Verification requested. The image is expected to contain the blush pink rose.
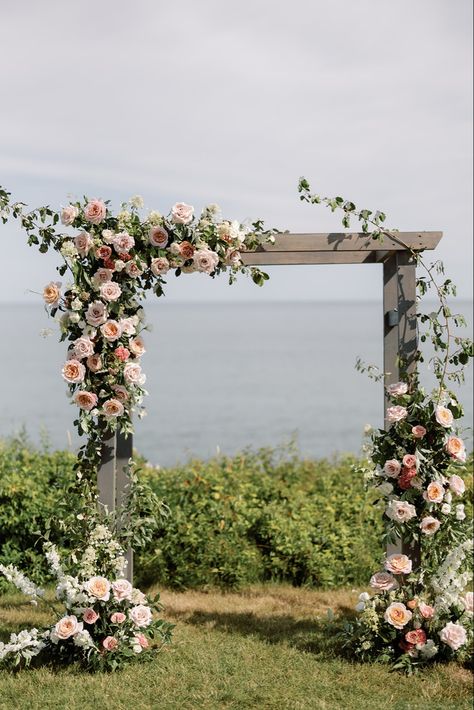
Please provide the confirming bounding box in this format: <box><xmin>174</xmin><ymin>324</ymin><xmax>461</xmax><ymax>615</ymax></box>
<box><xmin>86</xmin><ymin>300</ymin><xmax>108</xmax><ymax>326</ymax></box>
<box><xmin>124</xmin><ymin>362</ymin><xmax>146</xmax><ymax>385</ymax></box>
<box><xmin>151</xmin><ymin>256</ymin><xmax>170</xmax><ymax>275</ymax></box>
<box><xmin>100</xmin><ymin>320</ymin><xmax>122</xmax><ymax>341</ymax></box>
<box><xmin>135</xmin><ymin>633</ymin><xmax>149</xmax><ymax>649</ymax></box>
<box><xmin>112</xmin><ymin>385</ymin><xmax>129</xmax><ymax>401</ymax></box>
<box><xmin>113</xmin><ymin>232</ymin><xmax>135</xmax><ymax>253</ymax></box>
<box><xmin>129</xmin><ymin>605</ymin><xmax>152</xmax><ymax>627</ymax></box>
<box><xmin>385</xmin><ymin>553</ymin><xmax>412</xmax><ymax>575</ymax></box>
<box><xmin>402</xmin><ymin>454</ymin><xmax>417</xmax><ymax>469</ymax></box>
<box><xmin>448</xmin><ymin>474</ymin><xmax>465</xmax><ymax>496</ymax></box>
<box><xmin>420</xmin><ymin>516</ymin><xmax>441</xmax><ymax>535</ymax></box>
<box><xmin>99</xmin><ymin>281</ymin><xmax>122</xmax><ymax>302</ymax></box>
<box><xmin>110</xmin><ymin>612</ymin><xmax>126</xmax><ymax>624</ymax></box>
<box><xmin>171</xmin><ymin>202</ymin><xmax>194</xmax><ymax>224</ymax></box>
<box><xmin>435</xmin><ymin>405</ymin><xmax>454</xmax><ymax>428</ymax></box>
<box><xmin>62</xmin><ymin>359</ymin><xmax>86</xmax><ymax>384</ymax></box>
<box><xmin>55</xmin><ymin>615</ymin><xmax>82</xmax><ymax>640</ymax></box>
<box><xmin>83</xmin><ymin>608</ymin><xmax>99</xmax><ymax>624</ymax></box>
<box><xmin>387</xmin><ymin>382</ymin><xmax>408</xmax><ymax>396</ymax></box>
<box><xmin>61</xmin><ymin>204</ymin><xmax>79</xmax><ymax>226</ymax></box>
<box><xmin>439</xmin><ymin>622</ymin><xmax>467</xmax><ymax>650</ymax></box>
<box><xmin>383</xmin><ymin>459</ymin><xmax>401</xmax><ymax>478</ymax></box>
<box><xmin>149</xmin><ymin>226</ymin><xmax>169</xmax><ymax>248</ymax></box>
<box><xmin>193</xmin><ymin>248</ymin><xmax>219</xmax><ymax>274</ymax></box>
<box><xmin>385</xmin><ymin>500</ymin><xmax>417</xmax><ymax>523</ymax></box>
<box><xmin>369</xmin><ymin>571</ymin><xmax>399</xmax><ymax>592</ymax></box>
<box><xmin>74</xmin><ymin>391</ymin><xmax>98</xmax><ymax>411</ymax></box>
<box><xmin>129</xmin><ymin>336</ymin><xmax>146</xmax><ymax>357</ymax></box>
<box><xmin>179</xmin><ymin>241</ymin><xmax>195</xmax><ymax>259</ymax></box>
<box><xmin>412</xmin><ymin>425</ymin><xmax>427</xmax><ymax>439</ymax></box>
<box><xmin>85</xmin><ymin>576</ymin><xmax>110</xmax><ymax>600</ymax></box>
<box><xmin>84</xmin><ymin>199</ymin><xmax>107</xmax><ymax>224</ymax></box>
<box><xmin>92</xmin><ymin>267</ymin><xmax>114</xmax><ymax>286</ymax></box>
<box><xmin>112</xmin><ymin>578</ymin><xmax>133</xmax><ymax>601</ymax></box>
<box><xmin>87</xmin><ymin>354</ymin><xmax>103</xmax><ymax>372</ymax></box>
<box><xmin>419</xmin><ymin>602</ymin><xmax>435</xmax><ymax>619</ymax></box>
<box><xmin>125</xmin><ymin>261</ymin><xmax>144</xmax><ymax>278</ymax></box>
<box><xmin>74</xmin><ymin>232</ymin><xmax>93</xmax><ymax>257</ymax></box>
<box><xmin>445</xmin><ymin>437</ymin><xmax>466</xmax><ymax>463</ymax></box>
<box><xmin>73</xmin><ymin>336</ymin><xmax>95</xmax><ymax>360</ymax></box>
<box><xmin>386</xmin><ymin>406</ymin><xmax>408</xmax><ymax>423</ymax></box>
<box><xmin>102</xmin><ymin>636</ymin><xmax>119</xmax><ymax>651</ymax></box>
<box><xmin>102</xmin><ymin>399</ymin><xmax>124</xmax><ymax>418</ymax></box>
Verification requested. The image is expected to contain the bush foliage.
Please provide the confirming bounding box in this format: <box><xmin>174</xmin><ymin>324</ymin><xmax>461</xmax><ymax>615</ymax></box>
<box><xmin>0</xmin><ymin>436</ymin><xmax>393</xmax><ymax>590</ymax></box>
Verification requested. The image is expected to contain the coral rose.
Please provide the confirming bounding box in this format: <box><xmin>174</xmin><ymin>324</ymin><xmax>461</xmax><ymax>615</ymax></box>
<box><xmin>435</xmin><ymin>405</ymin><xmax>453</xmax><ymax>428</ymax></box>
<box><xmin>96</xmin><ymin>245</ymin><xmax>112</xmax><ymax>260</ymax></box>
<box><xmin>43</xmin><ymin>281</ymin><xmax>61</xmax><ymax>306</ymax></box>
<box><xmin>74</xmin><ymin>391</ymin><xmax>98</xmax><ymax>411</ymax></box>
<box><xmin>62</xmin><ymin>359</ymin><xmax>86</xmax><ymax>383</ymax></box>
<box><xmin>406</xmin><ymin>629</ymin><xmax>427</xmax><ymax>645</ymax></box>
<box><xmin>384</xmin><ymin>602</ymin><xmax>412</xmax><ymax>629</ymax></box>
<box><xmin>385</xmin><ymin>553</ymin><xmax>412</xmax><ymax>575</ymax></box>
<box><xmin>114</xmin><ymin>346</ymin><xmax>130</xmax><ymax>362</ymax></box>
<box><xmin>84</xmin><ymin>198</ymin><xmax>106</xmax><ymax>224</ymax></box>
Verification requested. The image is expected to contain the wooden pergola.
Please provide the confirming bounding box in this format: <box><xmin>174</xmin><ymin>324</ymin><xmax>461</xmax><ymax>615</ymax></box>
<box><xmin>98</xmin><ymin>230</ymin><xmax>442</xmax><ymax>581</ymax></box>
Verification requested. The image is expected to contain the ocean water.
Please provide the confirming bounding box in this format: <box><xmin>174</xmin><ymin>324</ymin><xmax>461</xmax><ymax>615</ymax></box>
<box><xmin>0</xmin><ymin>301</ymin><xmax>472</xmax><ymax>466</ymax></box>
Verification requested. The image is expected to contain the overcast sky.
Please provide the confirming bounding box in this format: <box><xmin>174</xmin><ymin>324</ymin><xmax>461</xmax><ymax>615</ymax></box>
<box><xmin>1</xmin><ymin>0</ymin><xmax>472</xmax><ymax>303</ymax></box>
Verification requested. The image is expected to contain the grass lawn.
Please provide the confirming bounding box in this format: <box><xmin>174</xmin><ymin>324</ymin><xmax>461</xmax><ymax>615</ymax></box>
<box><xmin>0</xmin><ymin>585</ymin><xmax>472</xmax><ymax>710</ymax></box>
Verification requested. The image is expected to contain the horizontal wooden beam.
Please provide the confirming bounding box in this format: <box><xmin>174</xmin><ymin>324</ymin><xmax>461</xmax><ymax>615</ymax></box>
<box><xmin>245</xmin><ymin>232</ymin><xmax>442</xmax><ymax>254</ymax></box>
<box><xmin>241</xmin><ymin>251</ymin><xmax>391</xmax><ymax>266</ymax></box>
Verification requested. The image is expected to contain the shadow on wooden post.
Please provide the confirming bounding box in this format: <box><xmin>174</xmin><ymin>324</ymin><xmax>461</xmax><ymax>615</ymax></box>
<box><xmin>383</xmin><ymin>250</ymin><xmax>421</xmax><ymax>570</ymax></box>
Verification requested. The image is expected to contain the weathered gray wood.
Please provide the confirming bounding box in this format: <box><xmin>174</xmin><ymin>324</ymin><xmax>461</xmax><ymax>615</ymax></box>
<box><xmin>245</xmin><ymin>231</ymin><xmax>442</xmax><ymax>254</ymax></box>
<box><xmin>242</xmin><ymin>251</ymin><xmax>382</xmax><ymax>265</ymax></box>
<box><xmin>116</xmin><ymin>431</ymin><xmax>134</xmax><ymax>582</ymax></box>
<box><xmin>98</xmin><ymin>431</ymin><xmax>116</xmax><ymax>512</ymax></box>
<box><xmin>384</xmin><ymin>251</ymin><xmax>420</xmax><ymax>568</ymax></box>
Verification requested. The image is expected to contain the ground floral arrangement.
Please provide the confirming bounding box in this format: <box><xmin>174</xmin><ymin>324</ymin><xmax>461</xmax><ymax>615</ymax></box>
<box><xmin>0</xmin><ymin>181</ymin><xmax>473</xmax><ymax>673</ymax></box>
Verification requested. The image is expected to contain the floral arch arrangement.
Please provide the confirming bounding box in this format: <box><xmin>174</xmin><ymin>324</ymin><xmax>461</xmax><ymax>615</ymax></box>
<box><xmin>0</xmin><ymin>182</ymin><xmax>472</xmax><ymax>673</ymax></box>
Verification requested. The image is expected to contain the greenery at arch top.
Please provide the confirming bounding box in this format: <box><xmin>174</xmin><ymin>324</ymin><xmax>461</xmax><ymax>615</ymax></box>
<box><xmin>0</xmin><ymin>180</ymin><xmax>473</xmax><ymax>672</ymax></box>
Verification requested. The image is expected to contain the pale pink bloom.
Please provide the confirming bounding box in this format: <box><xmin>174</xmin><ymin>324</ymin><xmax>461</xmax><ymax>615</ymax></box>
<box><xmin>171</xmin><ymin>202</ymin><xmax>194</xmax><ymax>224</ymax></box>
<box><xmin>84</xmin><ymin>199</ymin><xmax>106</xmax><ymax>224</ymax></box>
<box><xmin>386</xmin><ymin>500</ymin><xmax>417</xmax><ymax>523</ymax></box>
<box><xmin>113</xmin><ymin>231</ymin><xmax>135</xmax><ymax>253</ymax></box>
<box><xmin>439</xmin><ymin>622</ymin><xmax>467</xmax><ymax>650</ymax></box>
<box><xmin>129</xmin><ymin>604</ymin><xmax>152</xmax><ymax>627</ymax></box>
<box><xmin>193</xmin><ymin>248</ymin><xmax>219</xmax><ymax>274</ymax></box>
<box><xmin>73</xmin><ymin>336</ymin><xmax>95</xmax><ymax>360</ymax></box>
<box><xmin>225</xmin><ymin>248</ymin><xmax>241</xmax><ymax>266</ymax></box>
<box><xmin>62</xmin><ymin>359</ymin><xmax>86</xmax><ymax>384</ymax></box>
<box><xmin>120</xmin><ymin>317</ymin><xmax>138</xmax><ymax>336</ymax></box>
<box><xmin>125</xmin><ymin>261</ymin><xmax>144</xmax><ymax>278</ymax></box>
<box><xmin>61</xmin><ymin>204</ymin><xmax>79</xmax><ymax>226</ymax></box>
<box><xmin>435</xmin><ymin>405</ymin><xmax>454</xmax><ymax>428</ymax></box>
<box><xmin>43</xmin><ymin>281</ymin><xmax>61</xmax><ymax>306</ymax></box>
<box><xmin>369</xmin><ymin>571</ymin><xmax>399</xmax><ymax>592</ymax></box>
<box><xmin>420</xmin><ymin>516</ymin><xmax>441</xmax><ymax>535</ymax></box>
<box><xmin>100</xmin><ymin>320</ymin><xmax>122</xmax><ymax>341</ymax></box>
<box><xmin>129</xmin><ymin>336</ymin><xmax>146</xmax><ymax>357</ymax></box>
<box><xmin>102</xmin><ymin>636</ymin><xmax>119</xmax><ymax>651</ymax></box>
<box><xmin>151</xmin><ymin>256</ymin><xmax>170</xmax><ymax>275</ymax></box>
<box><xmin>55</xmin><ymin>615</ymin><xmax>82</xmax><ymax>640</ymax></box>
<box><xmin>92</xmin><ymin>267</ymin><xmax>114</xmax><ymax>287</ymax></box>
<box><xmin>412</xmin><ymin>425</ymin><xmax>427</xmax><ymax>439</ymax></box>
<box><xmin>112</xmin><ymin>578</ymin><xmax>133</xmax><ymax>601</ymax></box>
<box><xmin>124</xmin><ymin>362</ymin><xmax>146</xmax><ymax>385</ymax></box>
<box><xmin>449</xmin><ymin>474</ymin><xmax>465</xmax><ymax>496</ymax></box>
<box><xmin>423</xmin><ymin>481</ymin><xmax>445</xmax><ymax>504</ymax></box>
<box><xmin>100</xmin><ymin>281</ymin><xmax>122</xmax><ymax>302</ymax></box>
<box><xmin>86</xmin><ymin>300</ymin><xmax>107</xmax><ymax>326</ymax></box>
<box><xmin>419</xmin><ymin>602</ymin><xmax>435</xmax><ymax>619</ymax></box>
<box><xmin>85</xmin><ymin>576</ymin><xmax>111</xmax><ymax>601</ymax></box>
<box><xmin>87</xmin><ymin>353</ymin><xmax>103</xmax><ymax>372</ymax></box>
<box><xmin>402</xmin><ymin>454</ymin><xmax>417</xmax><ymax>470</ymax></box>
<box><xmin>445</xmin><ymin>437</ymin><xmax>466</xmax><ymax>463</ymax></box>
<box><xmin>384</xmin><ymin>602</ymin><xmax>412</xmax><ymax>629</ymax></box>
<box><xmin>83</xmin><ymin>608</ymin><xmax>99</xmax><ymax>624</ymax></box>
<box><xmin>103</xmin><ymin>399</ymin><xmax>124</xmax><ymax>418</ymax></box>
<box><xmin>386</xmin><ymin>406</ymin><xmax>408</xmax><ymax>423</ymax></box>
<box><xmin>385</xmin><ymin>553</ymin><xmax>412</xmax><ymax>575</ymax></box>
<box><xmin>387</xmin><ymin>382</ymin><xmax>408</xmax><ymax>396</ymax></box>
<box><xmin>383</xmin><ymin>459</ymin><xmax>401</xmax><ymax>478</ymax></box>
<box><xmin>112</xmin><ymin>385</ymin><xmax>129</xmax><ymax>401</ymax></box>
<box><xmin>74</xmin><ymin>232</ymin><xmax>93</xmax><ymax>257</ymax></box>
<box><xmin>462</xmin><ymin>592</ymin><xmax>473</xmax><ymax>613</ymax></box>
<box><xmin>149</xmin><ymin>226</ymin><xmax>169</xmax><ymax>247</ymax></box>
<box><xmin>74</xmin><ymin>391</ymin><xmax>98</xmax><ymax>411</ymax></box>
<box><xmin>110</xmin><ymin>612</ymin><xmax>126</xmax><ymax>624</ymax></box>
<box><xmin>135</xmin><ymin>633</ymin><xmax>149</xmax><ymax>649</ymax></box>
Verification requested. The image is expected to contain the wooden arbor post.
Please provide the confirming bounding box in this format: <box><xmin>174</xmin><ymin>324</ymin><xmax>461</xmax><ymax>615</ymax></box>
<box><xmin>101</xmin><ymin>230</ymin><xmax>442</xmax><ymax>583</ymax></box>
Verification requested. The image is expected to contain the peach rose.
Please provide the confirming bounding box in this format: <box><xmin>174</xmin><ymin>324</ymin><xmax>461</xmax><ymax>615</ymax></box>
<box><xmin>384</xmin><ymin>602</ymin><xmax>412</xmax><ymax>629</ymax></box>
<box><xmin>383</xmin><ymin>459</ymin><xmax>401</xmax><ymax>478</ymax></box>
<box><xmin>387</xmin><ymin>382</ymin><xmax>408</xmax><ymax>396</ymax></box>
<box><xmin>43</xmin><ymin>281</ymin><xmax>61</xmax><ymax>306</ymax></box>
<box><xmin>435</xmin><ymin>405</ymin><xmax>453</xmax><ymax>428</ymax></box>
<box><xmin>407</xmin><ymin>598</ymin><xmax>418</xmax><ymax>610</ymax></box>
<box><xmin>103</xmin><ymin>398</ymin><xmax>124</xmax><ymax>418</ymax></box>
<box><xmin>448</xmin><ymin>474</ymin><xmax>465</xmax><ymax>496</ymax></box>
<box><xmin>420</xmin><ymin>516</ymin><xmax>441</xmax><ymax>535</ymax></box>
<box><xmin>129</xmin><ymin>604</ymin><xmax>152</xmax><ymax>627</ymax></box>
<box><xmin>83</xmin><ymin>608</ymin><xmax>99</xmax><ymax>624</ymax></box>
<box><xmin>129</xmin><ymin>336</ymin><xmax>146</xmax><ymax>357</ymax></box>
<box><xmin>179</xmin><ymin>241</ymin><xmax>195</xmax><ymax>259</ymax></box>
<box><xmin>385</xmin><ymin>553</ymin><xmax>412</xmax><ymax>575</ymax></box>
<box><xmin>406</xmin><ymin>629</ymin><xmax>426</xmax><ymax>645</ymax></box>
<box><xmin>386</xmin><ymin>406</ymin><xmax>408</xmax><ymax>423</ymax></box>
<box><xmin>171</xmin><ymin>202</ymin><xmax>194</xmax><ymax>224</ymax></box>
<box><xmin>99</xmin><ymin>281</ymin><xmax>122</xmax><ymax>302</ymax></box>
<box><xmin>87</xmin><ymin>354</ymin><xmax>103</xmax><ymax>372</ymax></box>
<box><xmin>151</xmin><ymin>256</ymin><xmax>170</xmax><ymax>275</ymax></box>
<box><xmin>113</xmin><ymin>232</ymin><xmax>135</xmax><ymax>253</ymax></box>
<box><xmin>74</xmin><ymin>391</ymin><xmax>98</xmax><ymax>411</ymax></box>
<box><xmin>100</xmin><ymin>320</ymin><xmax>122</xmax><ymax>341</ymax></box>
<box><xmin>439</xmin><ymin>622</ymin><xmax>467</xmax><ymax>650</ymax></box>
<box><xmin>102</xmin><ymin>636</ymin><xmax>119</xmax><ymax>651</ymax></box>
<box><xmin>85</xmin><ymin>576</ymin><xmax>110</xmax><ymax>600</ymax></box>
<box><xmin>84</xmin><ymin>198</ymin><xmax>106</xmax><ymax>224</ymax></box>
<box><xmin>124</xmin><ymin>362</ymin><xmax>146</xmax><ymax>385</ymax></box>
<box><xmin>60</xmin><ymin>204</ymin><xmax>79</xmax><ymax>225</ymax></box>
<box><xmin>369</xmin><ymin>571</ymin><xmax>399</xmax><ymax>592</ymax></box>
<box><xmin>402</xmin><ymin>454</ymin><xmax>417</xmax><ymax>469</ymax></box>
<box><xmin>419</xmin><ymin>602</ymin><xmax>435</xmax><ymax>619</ymax></box>
<box><xmin>54</xmin><ymin>615</ymin><xmax>82</xmax><ymax>640</ymax></box>
<box><xmin>110</xmin><ymin>612</ymin><xmax>126</xmax><ymax>624</ymax></box>
<box><xmin>86</xmin><ymin>300</ymin><xmax>108</xmax><ymax>326</ymax></box>
<box><xmin>149</xmin><ymin>226</ymin><xmax>169</xmax><ymax>248</ymax></box>
<box><xmin>445</xmin><ymin>436</ymin><xmax>466</xmax><ymax>462</ymax></box>
<box><xmin>112</xmin><ymin>578</ymin><xmax>133</xmax><ymax>601</ymax></box>
<box><xmin>62</xmin><ymin>359</ymin><xmax>86</xmax><ymax>384</ymax></box>
<box><xmin>424</xmin><ymin>481</ymin><xmax>445</xmax><ymax>504</ymax></box>
<box><xmin>74</xmin><ymin>231</ymin><xmax>93</xmax><ymax>256</ymax></box>
<box><xmin>412</xmin><ymin>425</ymin><xmax>427</xmax><ymax>439</ymax></box>
<box><xmin>73</xmin><ymin>336</ymin><xmax>95</xmax><ymax>360</ymax></box>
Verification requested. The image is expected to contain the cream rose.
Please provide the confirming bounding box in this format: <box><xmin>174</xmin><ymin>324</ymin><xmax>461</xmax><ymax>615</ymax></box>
<box><xmin>387</xmin><ymin>382</ymin><xmax>408</xmax><ymax>396</ymax></box>
<box><xmin>62</xmin><ymin>359</ymin><xmax>86</xmax><ymax>384</ymax></box>
<box><xmin>85</xmin><ymin>576</ymin><xmax>111</xmax><ymax>600</ymax></box>
<box><xmin>369</xmin><ymin>571</ymin><xmax>399</xmax><ymax>592</ymax></box>
<box><xmin>424</xmin><ymin>481</ymin><xmax>445</xmax><ymax>504</ymax></box>
<box><xmin>43</xmin><ymin>281</ymin><xmax>61</xmax><ymax>306</ymax></box>
<box><xmin>103</xmin><ymin>398</ymin><xmax>125</xmax><ymax>418</ymax></box>
<box><xmin>385</xmin><ymin>553</ymin><xmax>412</xmax><ymax>575</ymax></box>
<box><xmin>86</xmin><ymin>301</ymin><xmax>107</xmax><ymax>326</ymax></box>
<box><xmin>54</xmin><ymin>615</ymin><xmax>83</xmax><ymax>640</ymax></box>
<box><xmin>445</xmin><ymin>436</ymin><xmax>466</xmax><ymax>462</ymax></box>
<box><xmin>74</xmin><ymin>391</ymin><xmax>98</xmax><ymax>411</ymax></box>
<box><xmin>384</xmin><ymin>602</ymin><xmax>412</xmax><ymax>629</ymax></box>
<box><xmin>383</xmin><ymin>459</ymin><xmax>401</xmax><ymax>478</ymax></box>
<box><xmin>439</xmin><ymin>622</ymin><xmax>467</xmax><ymax>650</ymax></box>
<box><xmin>112</xmin><ymin>578</ymin><xmax>133</xmax><ymax>601</ymax></box>
<box><xmin>386</xmin><ymin>500</ymin><xmax>417</xmax><ymax>523</ymax></box>
<box><xmin>171</xmin><ymin>202</ymin><xmax>194</xmax><ymax>224</ymax></box>
<box><xmin>448</xmin><ymin>474</ymin><xmax>465</xmax><ymax>496</ymax></box>
<box><xmin>100</xmin><ymin>281</ymin><xmax>122</xmax><ymax>302</ymax></box>
<box><xmin>386</xmin><ymin>406</ymin><xmax>408</xmax><ymax>423</ymax></box>
<box><xmin>74</xmin><ymin>231</ymin><xmax>93</xmax><ymax>257</ymax></box>
<box><xmin>151</xmin><ymin>256</ymin><xmax>170</xmax><ymax>276</ymax></box>
<box><xmin>435</xmin><ymin>405</ymin><xmax>453</xmax><ymax>428</ymax></box>
<box><xmin>129</xmin><ymin>604</ymin><xmax>152</xmax><ymax>627</ymax></box>
<box><xmin>420</xmin><ymin>516</ymin><xmax>441</xmax><ymax>535</ymax></box>
<box><xmin>124</xmin><ymin>362</ymin><xmax>146</xmax><ymax>385</ymax></box>
<box><xmin>129</xmin><ymin>336</ymin><xmax>146</xmax><ymax>357</ymax></box>
<box><xmin>84</xmin><ymin>198</ymin><xmax>106</xmax><ymax>224</ymax></box>
<box><xmin>149</xmin><ymin>226</ymin><xmax>169</xmax><ymax>247</ymax></box>
<box><xmin>100</xmin><ymin>320</ymin><xmax>122</xmax><ymax>341</ymax></box>
<box><xmin>60</xmin><ymin>204</ymin><xmax>79</xmax><ymax>226</ymax></box>
<box><xmin>73</xmin><ymin>336</ymin><xmax>95</xmax><ymax>360</ymax></box>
